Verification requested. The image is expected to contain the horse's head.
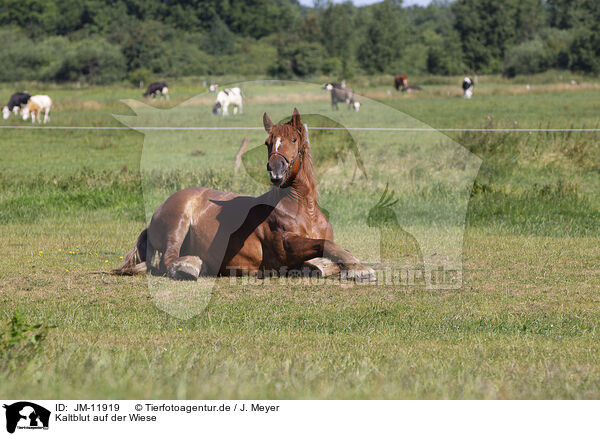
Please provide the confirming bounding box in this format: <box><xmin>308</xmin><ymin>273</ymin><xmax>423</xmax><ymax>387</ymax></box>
<box><xmin>322</xmin><ymin>83</ymin><xmax>334</xmax><ymax>91</ymax></box>
<box><xmin>2</xmin><ymin>106</ymin><xmax>9</xmax><ymax>119</ymax></box>
<box><xmin>263</xmin><ymin>108</ymin><xmax>306</xmax><ymax>187</ymax></box>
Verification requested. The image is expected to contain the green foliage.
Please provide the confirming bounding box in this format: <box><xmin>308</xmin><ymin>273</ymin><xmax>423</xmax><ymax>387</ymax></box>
<box><xmin>357</xmin><ymin>1</ymin><xmax>405</xmax><ymax>74</ymax></box>
<box><xmin>503</xmin><ymin>38</ymin><xmax>550</xmax><ymax>77</ymax></box>
<box><xmin>204</xmin><ymin>16</ymin><xmax>236</xmax><ymax>55</ymax></box>
<box><xmin>55</xmin><ymin>37</ymin><xmax>127</xmax><ymax>84</ymax></box>
<box><xmin>270</xmin><ymin>38</ymin><xmax>325</xmax><ymax>78</ymax></box>
<box><xmin>128</xmin><ymin>68</ymin><xmax>152</xmax><ymax>87</ymax></box>
<box><xmin>0</xmin><ymin>312</ymin><xmax>54</xmax><ymax>370</ymax></box>
<box><xmin>1</xmin><ymin>0</ymin><xmax>600</xmax><ymax>82</ymax></box>
<box><xmin>570</xmin><ymin>28</ymin><xmax>600</xmax><ymax>74</ymax></box>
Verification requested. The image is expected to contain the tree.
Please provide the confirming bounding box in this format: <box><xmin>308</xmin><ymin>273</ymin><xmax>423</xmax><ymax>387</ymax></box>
<box><xmin>357</xmin><ymin>1</ymin><xmax>405</xmax><ymax>74</ymax></box>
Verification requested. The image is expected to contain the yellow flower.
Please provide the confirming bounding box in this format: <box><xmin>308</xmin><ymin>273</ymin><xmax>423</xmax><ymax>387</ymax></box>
<box><xmin>178</xmin><ymin>328</ymin><xmax>183</xmax><ymax>332</ymax></box>
<box><xmin>119</xmin><ymin>256</ymin><xmax>124</xmax><ymax>259</ymax></box>
<box><xmin>105</xmin><ymin>259</ymin><xmax>109</xmax><ymax>263</ymax></box>
<box><xmin>58</xmin><ymin>248</ymin><xmax>62</xmax><ymax>252</ymax></box>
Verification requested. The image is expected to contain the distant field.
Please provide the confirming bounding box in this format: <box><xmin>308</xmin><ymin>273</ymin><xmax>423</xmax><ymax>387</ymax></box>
<box><xmin>0</xmin><ymin>75</ymin><xmax>599</xmax><ymax>399</ymax></box>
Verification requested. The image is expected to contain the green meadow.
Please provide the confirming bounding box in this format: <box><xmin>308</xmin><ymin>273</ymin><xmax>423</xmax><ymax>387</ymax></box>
<box><xmin>0</xmin><ymin>75</ymin><xmax>599</xmax><ymax>399</ymax></box>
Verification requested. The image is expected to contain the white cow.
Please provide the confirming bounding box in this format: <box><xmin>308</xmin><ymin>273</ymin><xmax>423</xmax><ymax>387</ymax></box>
<box><xmin>22</xmin><ymin>95</ymin><xmax>52</xmax><ymax>123</ymax></box>
<box><xmin>462</xmin><ymin>77</ymin><xmax>474</xmax><ymax>99</ymax></box>
<box><xmin>212</xmin><ymin>87</ymin><xmax>243</xmax><ymax>116</ymax></box>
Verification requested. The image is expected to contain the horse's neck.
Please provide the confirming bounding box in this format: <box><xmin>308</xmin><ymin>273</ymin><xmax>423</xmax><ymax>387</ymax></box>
<box><xmin>290</xmin><ymin>156</ymin><xmax>318</xmax><ymax>212</ymax></box>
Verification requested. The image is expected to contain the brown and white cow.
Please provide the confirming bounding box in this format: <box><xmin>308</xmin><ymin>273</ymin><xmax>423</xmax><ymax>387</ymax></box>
<box><xmin>22</xmin><ymin>95</ymin><xmax>52</xmax><ymax>123</ymax></box>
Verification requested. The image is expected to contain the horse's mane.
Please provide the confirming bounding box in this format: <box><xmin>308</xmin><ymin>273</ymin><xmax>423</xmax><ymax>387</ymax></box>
<box><xmin>301</xmin><ymin>135</ymin><xmax>318</xmax><ymax>199</ymax></box>
<box><xmin>273</xmin><ymin>122</ymin><xmax>318</xmax><ymax>199</ymax></box>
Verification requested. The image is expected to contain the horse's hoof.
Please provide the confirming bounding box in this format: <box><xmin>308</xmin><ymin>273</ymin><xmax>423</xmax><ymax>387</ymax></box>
<box><xmin>168</xmin><ymin>262</ymin><xmax>200</xmax><ymax>281</ymax></box>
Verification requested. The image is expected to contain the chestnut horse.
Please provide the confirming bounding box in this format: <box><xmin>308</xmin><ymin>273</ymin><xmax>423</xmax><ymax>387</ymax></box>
<box><xmin>394</xmin><ymin>74</ymin><xmax>408</xmax><ymax>91</ymax></box>
<box><xmin>112</xmin><ymin>109</ymin><xmax>375</xmax><ymax>281</ymax></box>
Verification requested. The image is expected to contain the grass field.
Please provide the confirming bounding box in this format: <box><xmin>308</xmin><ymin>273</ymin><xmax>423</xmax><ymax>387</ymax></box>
<box><xmin>1</xmin><ymin>75</ymin><xmax>599</xmax><ymax>399</ymax></box>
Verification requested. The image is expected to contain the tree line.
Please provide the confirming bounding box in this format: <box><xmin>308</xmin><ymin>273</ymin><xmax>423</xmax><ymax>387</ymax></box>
<box><xmin>0</xmin><ymin>0</ymin><xmax>598</xmax><ymax>84</ymax></box>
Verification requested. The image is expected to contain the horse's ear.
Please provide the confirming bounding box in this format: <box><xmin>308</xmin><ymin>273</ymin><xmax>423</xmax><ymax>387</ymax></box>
<box><xmin>263</xmin><ymin>112</ymin><xmax>273</xmax><ymax>134</ymax></box>
<box><xmin>291</xmin><ymin>108</ymin><xmax>301</xmax><ymax>128</ymax></box>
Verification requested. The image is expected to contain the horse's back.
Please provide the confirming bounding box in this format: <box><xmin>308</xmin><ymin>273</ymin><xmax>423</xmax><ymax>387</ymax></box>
<box><xmin>152</xmin><ymin>187</ymin><xmax>237</xmax><ymax>222</ymax></box>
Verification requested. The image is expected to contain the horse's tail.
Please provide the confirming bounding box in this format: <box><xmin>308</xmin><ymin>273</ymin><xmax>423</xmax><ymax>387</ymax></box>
<box><xmin>111</xmin><ymin>228</ymin><xmax>148</xmax><ymax>275</ymax></box>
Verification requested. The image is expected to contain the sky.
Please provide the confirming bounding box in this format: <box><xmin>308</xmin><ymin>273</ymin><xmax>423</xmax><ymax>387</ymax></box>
<box><xmin>298</xmin><ymin>0</ymin><xmax>433</xmax><ymax>7</ymax></box>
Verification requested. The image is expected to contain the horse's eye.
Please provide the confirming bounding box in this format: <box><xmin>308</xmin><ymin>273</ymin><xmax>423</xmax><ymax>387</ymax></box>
<box><xmin>292</xmin><ymin>138</ymin><xmax>297</xmax><ymax>143</ymax></box>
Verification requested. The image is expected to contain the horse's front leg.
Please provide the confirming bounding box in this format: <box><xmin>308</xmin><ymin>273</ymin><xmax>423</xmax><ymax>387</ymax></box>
<box><xmin>283</xmin><ymin>234</ymin><xmax>375</xmax><ymax>281</ymax></box>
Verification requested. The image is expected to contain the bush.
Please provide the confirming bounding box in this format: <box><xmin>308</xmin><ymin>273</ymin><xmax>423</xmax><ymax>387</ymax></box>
<box><xmin>54</xmin><ymin>37</ymin><xmax>126</xmax><ymax>84</ymax></box>
<box><xmin>128</xmin><ymin>68</ymin><xmax>152</xmax><ymax>87</ymax></box>
<box><xmin>427</xmin><ymin>41</ymin><xmax>465</xmax><ymax>76</ymax></box>
<box><xmin>270</xmin><ymin>39</ymin><xmax>325</xmax><ymax>78</ymax></box>
<box><xmin>503</xmin><ymin>38</ymin><xmax>550</xmax><ymax>77</ymax></box>
<box><xmin>569</xmin><ymin>28</ymin><xmax>600</xmax><ymax>74</ymax></box>
<box><xmin>0</xmin><ymin>28</ymin><xmax>69</xmax><ymax>82</ymax></box>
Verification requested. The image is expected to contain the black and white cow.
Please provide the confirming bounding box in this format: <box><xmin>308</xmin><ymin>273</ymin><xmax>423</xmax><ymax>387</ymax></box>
<box><xmin>212</xmin><ymin>87</ymin><xmax>243</xmax><ymax>116</ymax></box>
<box><xmin>143</xmin><ymin>82</ymin><xmax>169</xmax><ymax>99</ymax></box>
<box><xmin>3</xmin><ymin>92</ymin><xmax>31</xmax><ymax>119</ymax></box>
<box><xmin>322</xmin><ymin>82</ymin><xmax>360</xmax><ymax>111</ymax></box>
<box><xmin>462</xmin><ymin>77</ymin><xmax>474</xmax><ymax>99</ymax></box>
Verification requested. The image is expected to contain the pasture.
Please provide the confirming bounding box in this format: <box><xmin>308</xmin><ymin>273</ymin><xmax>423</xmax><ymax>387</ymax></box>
<box><xmin>1</xmin><ymin>76</ymin><xmax>599</xmax><ymax>399</ymax></box>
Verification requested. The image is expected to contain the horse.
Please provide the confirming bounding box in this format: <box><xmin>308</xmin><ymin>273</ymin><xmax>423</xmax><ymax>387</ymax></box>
<box><xmin>2</xmin><ymin>92</ymin><xmax>30</xmax><ymax>119</ymax></box>
<box><xmin>143</xmin><ymin>82</ymin><xmax>169</xmax><ymax>99</ymax></box>
<box><xmin>212</xmin><ymin>87</ymin><xmax>243</xmax><ymax>115</ymax></box>
<box><xmin>21</xmin><ymin>95</ymin><xmax>52</xmax><ymax>123</ymax></box>
<box><xmin>112</xmin><ymin>108</ymin><xmax>375</xmax><ymax>282</ymax></box>
<box><xmin>462</xmin><ymin>77</ymin><xmax>474</xmax><ymax>99</ymax></box>
<box><xmin>394</xmin><ymin>74</ymin><xmax>409</xmax><ymax>91</ymax></box>
<box><xmin>322</xmin><ymin>83</ymin><xmax>360</xmax><ymax>111</ymax></box>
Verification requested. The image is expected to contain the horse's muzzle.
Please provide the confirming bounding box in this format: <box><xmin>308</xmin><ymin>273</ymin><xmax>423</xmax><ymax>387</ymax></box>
<box><xmin>267</xmin><ymin>156</ymin><xmax>287</xmax><ymax>186</ymax></box>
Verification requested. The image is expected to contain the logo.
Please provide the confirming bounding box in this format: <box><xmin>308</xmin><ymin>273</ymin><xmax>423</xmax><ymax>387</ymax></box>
<box><xmin>3</xmin><ymin>402</ymin><xmax>50</xmax><ymax>434</ymax></box>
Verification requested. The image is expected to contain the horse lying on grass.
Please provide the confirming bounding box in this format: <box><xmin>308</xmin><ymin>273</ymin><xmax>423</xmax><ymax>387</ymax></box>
<box><xmin>112</xmin><ymin>108</ymin><xmax>375</xmax><ymax>282</ymax></box>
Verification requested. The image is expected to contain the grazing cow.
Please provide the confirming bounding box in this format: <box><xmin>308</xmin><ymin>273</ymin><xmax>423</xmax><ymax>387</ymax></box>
<box><xmin>21</xmin><ymin>95</ymin><xmax>52</xmax><ymax>124</ymax></box>
<box><xmin>394</xmin><ymin>74</ymin><xmax>409</xmax><ymax>91</ymax></box>
<box><xmin>212</xmin><ymin>87</ymin><xmax>243</xmax><ymax>116</ymax></box>
<box><xmin>401</xmin><ymin>85</ymin><xmax>422</xmax><ymax>93</ymax></box>
<box><xmin>2</xmin><ymin>92</ymin><xmax>31</xmax><ymax>119</ymax></box>
<box><xmin>143</xmin><ymin>82</ymin><xmax>169</xmax><ymax>99</ymax></box>
<box><xmin>322</xmin><ymin>83</ymin><xmax>360</xmax><ymax>112</ymax></box>
<box><xmin>462</xmin><ymin>77</ymin><xmax>474</xmax><ymax>99</ymax></box>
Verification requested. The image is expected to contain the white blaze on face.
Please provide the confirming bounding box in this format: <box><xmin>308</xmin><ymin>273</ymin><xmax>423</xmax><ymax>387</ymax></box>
<box><xmin>274</xmin><ymin>137</ymin><xmax>281</xmax><ymax>152</ymax></box>
<box><xmin>2</xmin><ymin>106</ymin><xmax>9</xmax><ymax>119</ymax></box>
<box><xmin>326</xmin><ymin>84</ymin><xmax>333</xmax><ymax>91</ymax></box>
